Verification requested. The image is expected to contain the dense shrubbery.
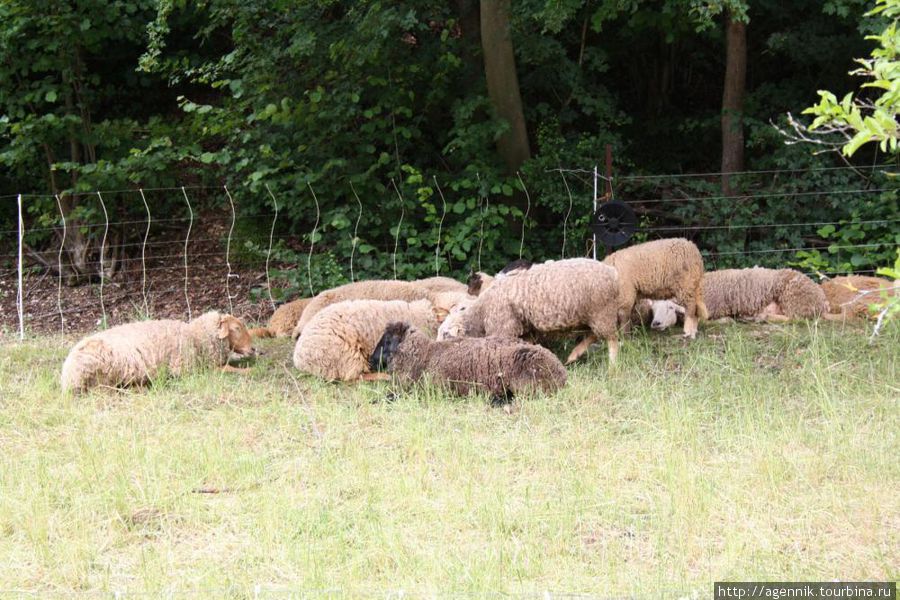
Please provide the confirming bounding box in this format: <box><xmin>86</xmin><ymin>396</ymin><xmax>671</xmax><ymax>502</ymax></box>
<box><xmin>1</xmin><ymin>0</ymin><xmax>896</xmax><ymax>292</ymax></box>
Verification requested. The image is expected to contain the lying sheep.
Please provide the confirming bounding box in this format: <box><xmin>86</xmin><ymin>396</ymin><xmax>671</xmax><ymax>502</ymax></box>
<box><xmin>291</xmin><ymin>280</ymin><xmax>463</xmax><ymax>339</ymax></box>
<box><xmin>648</xmin><ymin>267</ymin><xmax>827</xmax><ymax>329</ymax></box>
<box><xmin>61</xmin><ymin>311</ymin><xmax>255</xmax><ymax>394</ymax></box>
<box><xmin>292</xmin><ymin>299</ymin><xmax>439</xmax><ymax>382</ymax></box>
<box><xmin>370</xmin><ymin>321</ymin><xmax>567</xmax><ymax>405</ymax></box>
<box><xmin>821</xmin><ymin>275</ymin><xmax>896</xmax><ymax>320</ymax></box>
<box><xmin>415</xmin><ymin>276</ymin><xmax>467</xmax><ymax>295</ymax></box>
<box><xmin>248</xmin><ymin>297</ymin><xmax>311</xmax><ymax>338</ymax></box>
<box><xmin>603</xmin><ymin>238</ymin><xmax>708</xmax><ymax>338</ymax></box>
<box><xmin>454</xmin><ymin>258</ymin><xmax>621</xmax><ymax>365</ymax></box>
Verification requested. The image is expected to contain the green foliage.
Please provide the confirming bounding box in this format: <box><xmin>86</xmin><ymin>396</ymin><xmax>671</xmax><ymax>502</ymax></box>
<box><xmin>804</xmin><ymin>0</ymin><xmax>900</xmax><ymax>156</ymax></box>
<box><xmin>0</xmin><ymin>0</ymin><xmax>893</xmax><ymax>287</ymax></box>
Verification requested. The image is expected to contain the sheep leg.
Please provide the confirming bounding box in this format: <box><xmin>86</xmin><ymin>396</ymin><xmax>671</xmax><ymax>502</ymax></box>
<box><xmin>607</xmin><ymin>336</ymin><xmax>619</xmax><ymax>365</ymax></box>
<box><xmin>682</xmin><ymin>300</ymin><xmax>699</xmax><ymax>339</ymax></box>
<box><xmin>565</xmin><ymin>334</ymin><xmax>597</xmax><ymax>364</ymax></box>
<box><xmin>360</xmin><ymin>372</ymin><xmax>391</xmax><ymax>382</ymax></box>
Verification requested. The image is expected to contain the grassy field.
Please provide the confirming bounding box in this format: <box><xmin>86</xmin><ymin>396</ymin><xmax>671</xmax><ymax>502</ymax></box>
<box><xmin>0</xmin><ymin>320</ymin><xmax>897</xmax><ymax>596</ymax></box>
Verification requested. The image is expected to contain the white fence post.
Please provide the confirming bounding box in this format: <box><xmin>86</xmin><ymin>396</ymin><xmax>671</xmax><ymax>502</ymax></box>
<box><xmin>17</xmin><ymin>193</ymin><xmax>25</xmax><ymax>340</ymax></box>
<box><xmin>592</xmin><ymin>165</ymin><xmax>598</xmax><ymax>260</ymax></box>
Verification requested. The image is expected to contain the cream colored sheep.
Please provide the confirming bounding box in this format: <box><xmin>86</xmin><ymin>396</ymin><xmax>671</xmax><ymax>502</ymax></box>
<box><xmin>603</xmin><ymin>238</ymin><xmax>708</xmax><ymax>338</ymax></box>
<box><xmin>415</xmin><ymin>276</ymin><xmax>467</xmax><ymax>295</ymax></box>
<box><xmin>61</xmin><ymin>311</ymin><xmax>254</xmax><ymax>394</ymax></box>
<box><xmin>648</xmin><ymin>267</ymin><xmax>828</xmax><ymax>329</ymax></box>
<box><xmin>821</xmin><ymin>275</ymin><xmax>896</xmax><ymax>320</ymax></box>
<box><xmin>248</xmin><ymin>297</ymin><xmax>312</xmax><ymax>338</ymax></box>
<box><xmin>292</xmin><ymin>299</ymin><xmax>440</xmax><ymax>382</ymax></box>
<box><xmin>291</xmin><ymin>280</ymin><xmax>465</xmax><ymax>339</ymax></box>
<box><xmin>455</xmin><ymin>258</ymin><xmax>621</xmax><ymax>365</ymax></box>
<box><xmin>370</xmin><ymin>321</ymin><xmax>567</xmax><ymax>405</ymax></box>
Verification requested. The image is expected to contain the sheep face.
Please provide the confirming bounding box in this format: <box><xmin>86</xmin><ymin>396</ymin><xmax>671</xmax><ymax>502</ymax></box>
<box><xmin>369</xmin><ymin>321</ymin><xmax>411</xmax><ymax>371</ymax></box>
<box><xmin>649</xmin><ymin>300</ymin><xmax>685</xmax><ymax>331</ymax></box>
<box><xmin>436</xmin><ymin>295</ymin><xmax>476</xmax><ymax>340</ymax></box>
<box><xmin>218</xmin><ymin>315</ymin><xmax>257</xmax><ymax>360</ymax></box>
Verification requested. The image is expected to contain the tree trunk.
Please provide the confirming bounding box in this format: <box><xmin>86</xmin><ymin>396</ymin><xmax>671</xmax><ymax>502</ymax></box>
<box><xmin>721</xmin><ymin>14</ymin><xmax>746</xmax><ymax>196</ymax></box>
<box><xmin>480</xmin><ymin>0</ymin><xmax>531</xmax><ymax>173</ymax></box>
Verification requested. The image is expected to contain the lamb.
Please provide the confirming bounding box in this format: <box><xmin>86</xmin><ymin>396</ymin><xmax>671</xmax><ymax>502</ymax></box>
<box><xmin>821</xmin><ymin>275</ymin><xmax>896</xmax><ymax>320</ymax></box>
<box><xmin>291</xmin><ymin>279</ymin><xmax>463</xmax><ymax>339</ymax></box>
<box><xmin>61</xmin><ymin>311</ymin><xmax>255</xmax><ymax>394</ymax></box>
<box><xmin>292</xmin><ymin>299</ymin><xmax>440</xmax><ymax>382</ymax></box>
<box><xmin>647</xmin><ymin>267</ymin><xmax>828</xmax><ymax>329</ymax></box>
<box><xmin>248</xmin><ymin>297</ymin><xmax>311</xmax><ymax>338</ymax></box>
<box><xmin>369</xmin><ymin>321</ymin><xmax>567</xmax><ymax>405</ymax></box>
<box><xmin>603</xmin><ymin>238</ymin><xmax>708</xmax><ymax>338</ymax></box>
<box><xmin>452</xmin><ymin>258</ymin><xmax>621</xmax><ymax>365</ymax></box>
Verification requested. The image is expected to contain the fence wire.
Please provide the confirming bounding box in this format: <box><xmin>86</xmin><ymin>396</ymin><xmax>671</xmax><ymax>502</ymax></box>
<box><xmin>2</xmin><ymin>167</ymin><xmax>897</xmax><ymax>337</ymax></box>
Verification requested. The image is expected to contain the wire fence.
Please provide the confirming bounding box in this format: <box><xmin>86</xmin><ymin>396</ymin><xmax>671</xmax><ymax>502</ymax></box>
<box><xmin>1</xmin><ymin>165</ymin><xmax>896</xmax><ymax>339</ymax></box>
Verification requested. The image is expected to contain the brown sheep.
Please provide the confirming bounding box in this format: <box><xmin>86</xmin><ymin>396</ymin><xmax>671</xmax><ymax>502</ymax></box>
<box><xmin>248</xmin><ymin>297</ymin><xmax>312</xmax><ymax>338</ymax></box>
<box><xmin>648</xmin><ymin>267</ymin><xmax>828</xmax><ymax>329</ymax></box>
<box><xmin>456</xmin><ymin>258</ymin><xmax>621</xmax><ymax>365</ymax></box>
<box><xmin>369</xmin><ymin>321</ymin><xmax>567</xmax><ymax>405</ymax></box>
<box><xmin>61</xmin><ymin>311</ymin><xmax>255</xmax><ymax>394</ymax></box>
<box><xmin>603</xmin><ymin>238</ymin><xmax>708</xmax><ymax>338</ymax></box>
<box><xmin>821</xmin><ymin>275</ymin><xmax>896</xmax><ymax>320</ymax></box>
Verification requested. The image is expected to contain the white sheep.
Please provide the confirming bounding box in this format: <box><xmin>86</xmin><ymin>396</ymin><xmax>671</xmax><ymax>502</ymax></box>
<box><xmin>292</xmin><ymin>299</ymin><xmax>440</xmax><ymax>382</ymax></box>
<box><xmin>61</xmin><ymin>311</ymin><xmax>255</xmax><ymax>393</ymax></box>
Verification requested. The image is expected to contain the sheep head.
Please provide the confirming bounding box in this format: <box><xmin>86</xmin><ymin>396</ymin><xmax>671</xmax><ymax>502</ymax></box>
<box><xmin>218</xmin><ymin>314</ymin><xmax>257</xmax><ymax>359</ymax></box>
<box><xmin>369</xmin><ymin>321</ymin><xmax>411</xmax><ymax>372</ymax></box>
<box><xmin>648</xmin><ymin>300</ymin><xmax>685</xmax><ymax>331</ymax></box>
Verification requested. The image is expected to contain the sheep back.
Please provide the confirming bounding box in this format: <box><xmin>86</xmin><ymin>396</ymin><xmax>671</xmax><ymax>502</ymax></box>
<box><xmin>292</xmin><ymin>299</ymin><xmax>438</xmax><ymax>381</ymax></box>
<box><xmin>292</xmin><ymin>280</ymin><xmax>436</xmax><ymax>338</ymax></box>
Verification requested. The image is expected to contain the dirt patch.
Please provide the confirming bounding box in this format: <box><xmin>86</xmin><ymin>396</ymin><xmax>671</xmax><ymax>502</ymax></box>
<box><xmin>0</xmin><ymin>214</ymin><xmax>293</xmax><ymax>337</ymax></box>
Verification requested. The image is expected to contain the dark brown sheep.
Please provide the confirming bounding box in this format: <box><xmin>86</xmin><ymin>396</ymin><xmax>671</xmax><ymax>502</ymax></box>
<box><xmin>369</xmin><ymin>321</ymin><xmax>567</xmax><ymax>405</ymax></box>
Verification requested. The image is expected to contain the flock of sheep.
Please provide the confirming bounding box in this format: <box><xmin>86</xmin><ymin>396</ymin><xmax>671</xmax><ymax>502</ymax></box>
<box><xmin>60</xmin><ymin>237</ymin><xmax>896</xmax><ymax>404</ymax></box>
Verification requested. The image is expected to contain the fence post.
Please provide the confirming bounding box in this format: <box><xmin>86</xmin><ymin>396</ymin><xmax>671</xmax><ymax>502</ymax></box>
<box><xmin>17</xmin><ymin>193</ymin><xmax>25</xmax><ymax>340</ymax></box>
<box><xmin>592</xmin><ymin>166</ymin><xmax>598</xmax><ymax>260</ymax></box>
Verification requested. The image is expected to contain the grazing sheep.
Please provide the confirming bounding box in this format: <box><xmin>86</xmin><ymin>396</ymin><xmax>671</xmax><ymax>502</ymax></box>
<box><xmin>648</xmin><ymin>267</ymin><xmax>828</xmax><ymax>329</ymax></box>
<box><xmin>455</xmin><ymin>258</ymin><xmax>621</xmax><ymax>365</ymax></box>
<box><xmin>370</xmin><ymin>321</ymin><xmax>567</xmax><ymax>405</ymax></box>
<box><xmin>821</xmin><ymin>275</ymin><xmax>896</xmax><ymax>320</ymax></box>
<box><xmin>603</xmin><ymin>238</ymin><xmax>708</xmax><ymax>338</ymax></box>
<box><xmin>248</xmin><ymin>297</ymin><xmax>311</xmax><ymax>338</ymax></box>
<box><xmin>291</xmin><ymin>279</ymin><xmax>466</xmax><ymax>339</ymax></box>
<box><xmin>61</xmin><ymin>312</ymin><xmax>255</xmax><ymax>394</ymax></box>
<box><xmin>292</xmin><ymin>299</ymin><xmax>439</xmax><ymax>382</ymax></box>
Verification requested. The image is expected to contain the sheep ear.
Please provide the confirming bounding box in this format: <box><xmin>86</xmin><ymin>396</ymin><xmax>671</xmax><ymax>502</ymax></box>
<box><xmin>217</xmin><ymin>317</ymin><xmax>230</xmax><ymax>339</ymax></box>
<box><xmin>432</xmin><ymin>307</ymin><xmax>449</xmax><ymax>323</ymax></box>
<box><xmin>674</xmin><ymin>304</ymin><xmax>686</xmax><ymax>315</ymax></box>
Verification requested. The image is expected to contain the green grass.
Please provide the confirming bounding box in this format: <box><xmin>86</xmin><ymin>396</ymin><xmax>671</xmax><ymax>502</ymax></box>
<box><xmin>0</xmin><ymin>321</ymin><xmax>897</xmax><ymax>596</ymax></box>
